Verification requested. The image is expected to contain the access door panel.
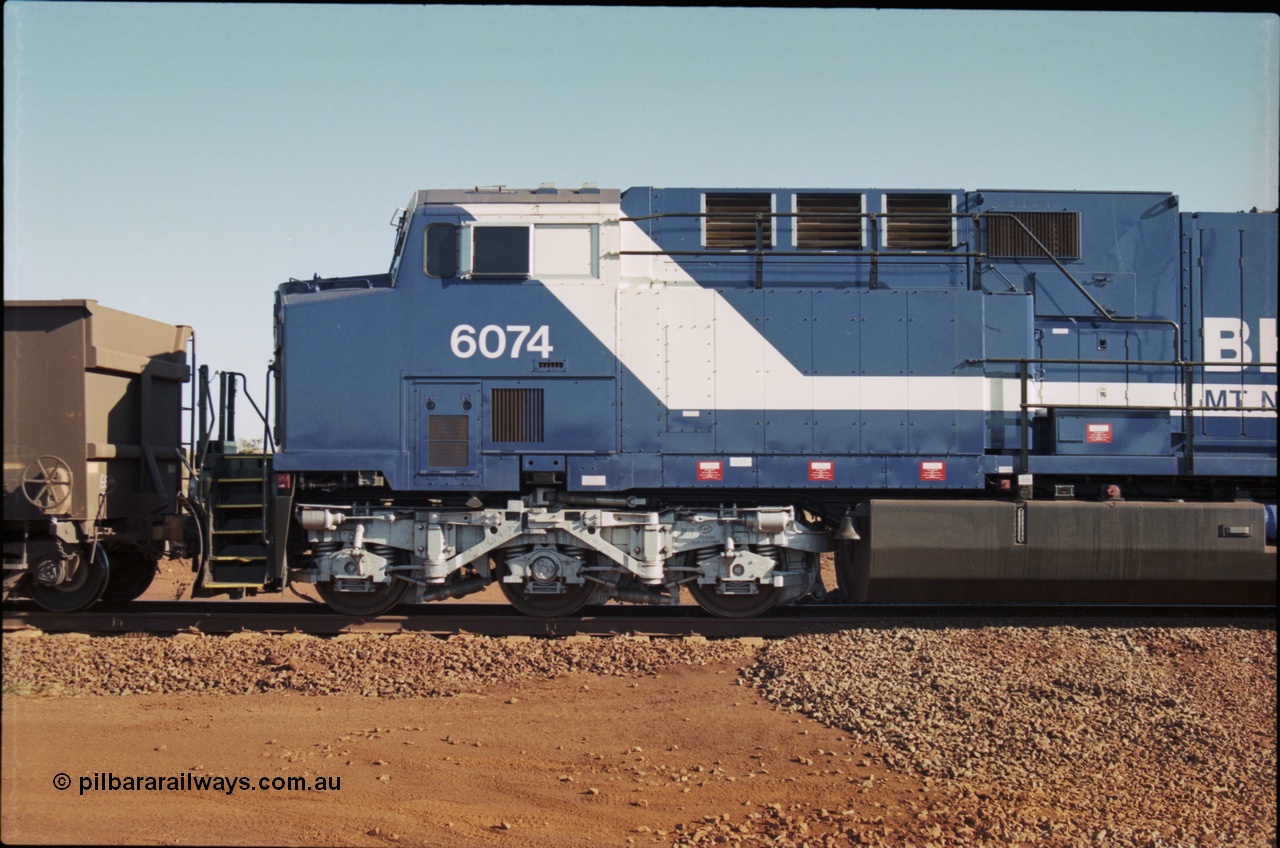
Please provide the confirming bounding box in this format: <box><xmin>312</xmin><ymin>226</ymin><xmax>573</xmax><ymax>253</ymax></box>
<box><xmin>412</xmin><ymin>382</ymin><xmax>481</xmax><ymax>480</ymax></box>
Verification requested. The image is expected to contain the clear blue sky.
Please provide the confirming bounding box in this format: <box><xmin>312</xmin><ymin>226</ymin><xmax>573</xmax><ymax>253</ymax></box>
<box><xmin>5</xmin><ymin>5</ymin><xmax>1278</xmax><ymax>436</ymax></box>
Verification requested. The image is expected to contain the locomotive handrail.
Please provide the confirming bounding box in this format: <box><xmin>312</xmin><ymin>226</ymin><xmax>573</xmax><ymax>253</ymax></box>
<box><xmin>980</xmin><ymin>357</ymin><xmax>1279</xmax><ymax>368</ymax></box>
<box><xmin>1017</xmin><ymin>402</ymin><xmax>1275</xmax><ymax>412</ymax></box>
<box><xmin>620</xmin><ymin>210</ymin><xmax>958</xmax><ymax>289</ymax></box>
<box><xmin>983</xmin><ymin>213</ymin><xmax>1186</xmax><ymax>360</ymax></box>
<box><xmin>615</xmin><ymin>248</ymin><xmax>988</xmax><ymax>256</ymax></box>
<box><xmin>194</xmin><ymin>363</ymin><xmax>217</xmax><ymax>485</ymax></box>
<box><xmin>988</xmin><ymin>355</ymin><xmax>1278</xmax><ymax>475</ymax></box>
<box><xmin>184</xmin><ymin>329</ymin><xmax>197</xmax><ymax>469</ymax></box>
<box><xmin>217</xmin><ymin>371</ymin><xmax>275</xmax><ymax>454</ymax></box>
<box><xmin>617</xmin><ymin>210</ymin><xmax>1186</xmax><ymax>358</ymax></box>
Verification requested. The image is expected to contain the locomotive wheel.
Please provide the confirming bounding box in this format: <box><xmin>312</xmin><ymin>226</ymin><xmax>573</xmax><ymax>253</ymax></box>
<box><xmin>99</xmin><ymin>551</ymin><xmax>158</xmax><ymax>603</ymax></box>
<box><xmin>687</xmin><ymin>580</ymin><xmax>781</xmax><ymax>619</ymax></box>
<box><xmin>499</xmin><ymin>579</ymin><xmax>600</xmax><ymax>617</ymax></box>
<box><xmin>496</xmin><ymin>546</ymin><xmax>607</xmax><ymax>617</ymax></box>
<box><xmin>316</xmin><ymin>578</ymin><xmax>411</xmax><ymax>616</ymax></box>
<box><xmin>27</xmin><ymin>545</ymin><xmax>110</xmax><ymax>613</ymax></box>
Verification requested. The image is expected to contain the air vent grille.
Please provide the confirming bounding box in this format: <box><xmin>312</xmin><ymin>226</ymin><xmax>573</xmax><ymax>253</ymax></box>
<box><xmin>987</xmin><ymin>211</ymin><xmax>1080</xmax><ymax>259</ymax></box>
<box><xmin>885</xmin><ymin>194</ymin><xmax>953</xmax><ymax>249</ymax></box>
<box><xmin>492</xmin><ymin>388</ymin><xmax>545</xmax><ymax>443</ymax></box>
<box><xmin>705</xmin><ymin>194</ymin><xmax>773</xmax><ymax>249</ymax></box>
<box><xmin>796</xmin><ymin>194</ymin><xmax>862</xmax><ymax>249</ymax></box>
<box><xmin>427</xmin><ymin>415</ymin><xmax>469</xmax><ymax>467</ymax></box>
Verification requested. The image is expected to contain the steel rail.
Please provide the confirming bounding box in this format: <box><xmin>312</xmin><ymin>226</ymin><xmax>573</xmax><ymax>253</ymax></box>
<box><xmin>4</xmin><ymin>601</ymin><xmax>1273</xmax><ymax>638</ymax></box>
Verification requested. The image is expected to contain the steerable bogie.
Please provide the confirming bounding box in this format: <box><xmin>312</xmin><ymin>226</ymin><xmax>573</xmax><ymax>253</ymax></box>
<box><xmin>289</xmin><ymin>490</ymin><xmax>829</xmax><ymax>618</ymax></box>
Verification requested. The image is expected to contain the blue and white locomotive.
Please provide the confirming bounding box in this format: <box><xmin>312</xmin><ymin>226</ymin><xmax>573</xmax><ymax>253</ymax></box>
<box><xmin>267</xmin><ymin>185</ymin><xmax>1276</xmax><ymax>616</ymax></box>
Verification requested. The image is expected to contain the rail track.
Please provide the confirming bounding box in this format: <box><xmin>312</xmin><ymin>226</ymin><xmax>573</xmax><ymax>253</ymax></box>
<box><xmin>3</xmin><ymin>600</ymin><xmax>1274</xmax><ymax>638</ymax></box>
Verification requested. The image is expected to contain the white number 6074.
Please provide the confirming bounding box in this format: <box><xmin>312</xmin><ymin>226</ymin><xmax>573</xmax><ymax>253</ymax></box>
<box><xmin>450</xmin><ymin>324</ymin><xmax>554</xmax><ymax>359</ymax></box>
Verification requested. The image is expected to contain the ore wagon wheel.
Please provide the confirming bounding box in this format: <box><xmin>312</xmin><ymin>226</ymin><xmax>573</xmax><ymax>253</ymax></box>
<box><xmin>316</xmin><ymin>578</ymin><xmax>412</xmax><ymax>617</ymax></box>
<box><xmin>21</xmin><ymin>456</ymin><xmax>73</xmax><ymax>512</ymax></box>
<box><xmin>27</xmin><ymin>545</ymin><xmax>111</xmax><ymax>612</ymax></box>
<box><xmin>99</xmin><ymin>551</ymin><xmax>158</xmax><ymax>603</ymax></box>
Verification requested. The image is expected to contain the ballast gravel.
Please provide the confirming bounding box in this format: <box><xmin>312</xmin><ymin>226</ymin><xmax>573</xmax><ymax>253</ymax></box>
<box><xmin>1</xmin><ymin>631</ymin><xmax>755</xmax><ymax>698</ymax></box>
<box><xmin>732</xmin><ymin>627</ymin><xmax>1276</xmax><ymax>848</ymax></box>
<box><xmin>3</xmin><ymin>625</ymin><xmax>1274</xmax><ymax>847</ymax></box>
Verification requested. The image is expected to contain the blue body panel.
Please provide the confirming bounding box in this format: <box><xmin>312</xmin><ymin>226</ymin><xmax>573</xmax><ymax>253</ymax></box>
<box><xmin>273</xmin><ymin>187</ymin><xmax>1276</xmax><ymax>496</ymax></box>
<box><xmin>1183</xmin><ymin>212</ymin><xmax>1278</xmax><ymax>457</ymax></box>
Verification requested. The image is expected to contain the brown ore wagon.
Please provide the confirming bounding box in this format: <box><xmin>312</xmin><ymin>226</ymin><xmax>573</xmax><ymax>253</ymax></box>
<box><xmin>3</xmin><ymin>300</ymin><xmax>192</xmax><ymax>610</ymax></box>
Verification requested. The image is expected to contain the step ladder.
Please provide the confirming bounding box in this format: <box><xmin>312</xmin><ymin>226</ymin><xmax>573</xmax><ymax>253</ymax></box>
<box><xmin>196</xmin><ymin>452</ymin><xmax>272</xmax><ymax>596</ymax></box>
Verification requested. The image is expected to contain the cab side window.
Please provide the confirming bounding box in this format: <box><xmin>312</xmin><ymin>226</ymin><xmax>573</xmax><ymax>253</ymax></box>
<box><xmin>424</xmin><ymin>223</ymin><xmax>459</xmax><ymax>278</ymax></box>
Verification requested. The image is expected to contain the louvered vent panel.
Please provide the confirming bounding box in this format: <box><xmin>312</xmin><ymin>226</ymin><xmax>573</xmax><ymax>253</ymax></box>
<box><xmin>987</xmin><ymin>212</ymin><xmax>1080</xmax><ymax>259</ymax></box>
<box><xmin>886</xmin><ymin>194</ymin><xmax>953</xmax><ymax>249</ymax></box>
<box><xmin>427</xmin><ymin>415</ymin><xmax>469</xmax><ymax>467</ymax></box>
<box><xmin>492</xmin><ymin>388</ymin><xmax>545</xmax><ymax>443</ymax></box>
<box><xmin>705</xmin><ymin>194</ymin><xmax>773</xmax><ymax>249</ymax></box>
<box><xmin>796</xmin><ymin>194</ymin><xmax>862</xmax><ymax>249</ymax></box>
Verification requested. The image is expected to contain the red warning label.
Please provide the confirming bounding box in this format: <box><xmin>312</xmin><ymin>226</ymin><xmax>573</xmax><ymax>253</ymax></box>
<box><xmin>808</xmin><ymin>461</ymin><xmax>834</xmax><ymax>481</ymax></box>
<box><xmin>1086</xmin><ymin>423</ymin><xmax>1113</xmax><ymax>444</ymax></box>
<box><xmin>697</xmin><ymin>460</ymin><xmax>723</xmax><ymax>481</ymax></box>
<box><xmin>919</xmin><ymin>461</ymin><xmax>946</xmax><ymax>481</ymax></box>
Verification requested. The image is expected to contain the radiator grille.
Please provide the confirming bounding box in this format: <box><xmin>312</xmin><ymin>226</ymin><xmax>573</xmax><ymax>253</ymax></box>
<box><xmin>705</xmin><ymin>194</ymin><xmax>773</xmax><ymax>249</ymax></box>
<box><xmin>492</xmin><ymin>388</ymin><xmax>544</xmax><ymax>443</ymax></box>
<box><xmin>987</xmin><ymin>211</ymin><xmax>1080</xmax><ymax>259</ymax></box>
<box><xmin>796</xmin><ymin>194</ymin><xmax>862</xmax><ymax>249</ymax></box>
<box><xmin>885</xmin><ymin>194</ymin><xmax>953</xmax><ymax>249</ymax></box>
<box><xmin>427</xmin><ymin>415</ymin><xmax>469</xmax><ymax>467</ymax></box>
